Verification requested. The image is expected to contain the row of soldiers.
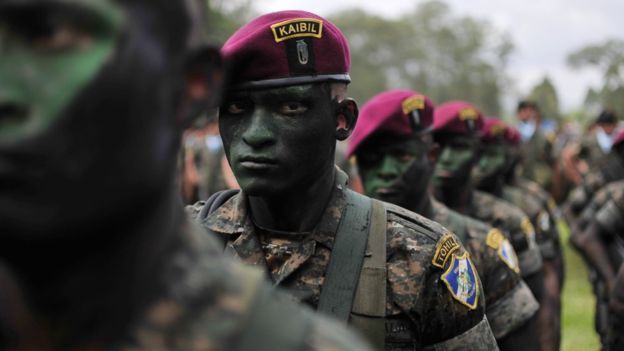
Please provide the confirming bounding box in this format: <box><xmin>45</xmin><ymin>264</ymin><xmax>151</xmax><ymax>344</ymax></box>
<box><xmin>182</xmin><ymin>9</ymin><xmax>574</xmax><ymax>351</ymax></box>
<box><xmin>1</xmin><ymin>0</ymin><xmax>620</xmax><ymax>350</ymax></box>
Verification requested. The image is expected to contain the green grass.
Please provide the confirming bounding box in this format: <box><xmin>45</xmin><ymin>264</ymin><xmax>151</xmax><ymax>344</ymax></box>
<box><xmin>559</xmin><ymin>220</ymin><xmax>601</xmax><ymax>351</ymax></box>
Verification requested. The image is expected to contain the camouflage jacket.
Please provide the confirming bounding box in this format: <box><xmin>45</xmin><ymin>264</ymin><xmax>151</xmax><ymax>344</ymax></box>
<box><xmin>120</xmin><ymin>221</ymin><xmax>373</xmax><ymax>351</ymax></box>
<box><xmin>503</xmin><ymin>185</ymin><xmax>559</xmax><ymax>260</ymax></box>
<box><xmin>519</xmin><ymin>129</ymin><xmax>554</xmax><ymax>190</ymax></box>
<box><xmin>430</xmin><ymin>200</ymin><xmax>538</xmax><ymax>339</ymax></box>
<box><xmin>467</xmin><ymin>191</ymin><xmax>543</xmax><ymax>278</ymax></box>
<box><xmin>579</xmin><ymin>133</ymin><xmax>610</xmax><ymax>169</ymax></box>
<box><xmin>595</xmin><ymin>180</ymin><xmax>624</xmax><ymax>241</ymax></box>
<box><xmin>189</xmin><ymin>170</ymin><xmax>498</xmax><ymax>350</ymax></box>
<box><xmin>576</xmin><ymin>181</ymin><xmax>624</xmax><ymax>232</ymax></box>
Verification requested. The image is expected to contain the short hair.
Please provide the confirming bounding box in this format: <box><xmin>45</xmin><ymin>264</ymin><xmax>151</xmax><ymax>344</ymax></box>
<box><xmin>517</xmin><ymin>100</ymin><xmax>539</xmax><ymax>113</ymax></box>
<box><xmin>596</xmin><ymin>109</ymin><xmax>618</xmax><ymax>125</ymax></box>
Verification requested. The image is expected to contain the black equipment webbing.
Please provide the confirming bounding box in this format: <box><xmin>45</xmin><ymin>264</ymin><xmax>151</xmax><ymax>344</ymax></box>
<box><xmin>317</xmin><ymin>190</ymin><xmax>373</xmax><ymax>321</ymax></box>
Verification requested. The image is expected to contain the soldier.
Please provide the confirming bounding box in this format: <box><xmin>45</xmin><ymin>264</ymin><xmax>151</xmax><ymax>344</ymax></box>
<box><xmin>515</xmin><ymin>100</ymin><xmax>555</xmax><ymax>195</ymax></box>
<box><xmin>0</xmin><ymin>1</ymin><xmax>373</xmax><ymax>350</ymax></box>
<box><xmin>579</xmin><ymin>110</ymin><xmax>620</xmax><ymax>170</ymax></box>
<box><xmin>190</xmin><ymin>11</ymin><xmax>498</xmax><ymax>350</ymax></box>
<box><xmin>608</xmin><ymin>264</ymin><xmax>624</xmax><ymax>350</ymax></box>
<box><xmin>564</xmin><ymin>129</ymin><xmax>624</xmax><ymax>225</ymax></box>
<box><xmin>429</xmin><ymin>101</ymin><xmax>546</xmax><ymax>332</ymax></box>
<box><xmin>347</xmin><ymin>90</ymin><xmax>539</xmax><ymax>350</ymax></box>
<box><xmin>474</xmin><ymin>118</ymin><xmax>563</xmax><ymax>351</ymax></box>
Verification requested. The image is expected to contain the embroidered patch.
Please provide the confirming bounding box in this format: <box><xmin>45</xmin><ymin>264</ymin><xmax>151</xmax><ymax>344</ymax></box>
<box><xmin>521</xmin><ymin>217</ymin><xmax>536</xmax><ymax>240</ymax></box>
<box><xmin>490</xmin><ymin>124</ymin><xmax>505</xmax><ymax>136</ymax></box>
<box><xmin>441</xmin><ymin>252</ymin><xmax>479</xmax><ymax>310</ymax></box>
<box><xmin>432</xmin><ymin>233</ymin><xmax>461</xmax><ymax>268</ymax></box>
<box><xmin>499</xmin><ymin>238</ymin><xmax>520</xmax><ymax>273</ymax></box>
<box><xmin>402</xmin><ymin>95</ymin><xmax>425</xmax><ymax>114</ymax></box>
<box><xmin>271</xmin><ymin>18</ymin><xmax>323</xmax><ymax>43</ymax></box>
<box><xmin>538</xmin><ymin>210</ymin><xmax>551</xmax><ymax>232</ymax></box>
<box><xmin>486</xmin><ymin>228</ymin><xmax>504</xmax><ymax>250</ymax></box>
<box><xmin>459</xmin><ymin>107</ymin><xmax>478</xmax><ymax>121</ymax></box>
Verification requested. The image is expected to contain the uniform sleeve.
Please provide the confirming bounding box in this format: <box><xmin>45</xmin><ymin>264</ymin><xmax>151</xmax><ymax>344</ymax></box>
<box><xmin>478</xmin><ymin>229</ymin><xmax>539</xmax><ymax>339</ymax></box>
<box><xmin>595</xmin><ymin>198</ymin><xmax>624</xmax><ymax>237</ymax></box>
<box><xmin>511</xmin><ymin>216</ymin><xmax>543</xmax><ymax>278</ymax></box>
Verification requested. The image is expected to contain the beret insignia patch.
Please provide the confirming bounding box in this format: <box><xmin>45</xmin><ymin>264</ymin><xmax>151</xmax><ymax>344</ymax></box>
<box><xmin>271</xmin><ymin>18</ymin><xmax>324</xmax><ymax>43</ymax></box>
<box><xmin>402</xmin><ymin>95</ymin><xmax>425</xmax><ymax>114</ymax></box>
<box><xmin>459</xmin><ymin>107</ymin><xmax>478</xmax><ymax>121</ymax></box>
<box><xmin>490</xmin><ymin>124</ymin><xmax>505</xmax><ymax>136</ymax></box>
<box><xmin>432</xmin><ymin>233</ymin><xmax>461</xmax><ymax>268</ymax></box>
<box><xmin>441</xmin><ymin>252</ymin><xmax>479</xmax><ymax>310</ymax></box>
<box><xmin>487</xmin><ymin>229</ymin><xmax>520</xmax><ymax>273</ymax></box>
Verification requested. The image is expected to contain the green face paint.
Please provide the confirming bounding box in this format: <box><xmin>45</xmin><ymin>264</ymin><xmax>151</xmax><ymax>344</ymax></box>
<box><xmin>0</xmin><ymin>0</ymin><xmax>122</xmax><ymax>144</ymax></box>
<box><xmin>432</xmin><ymin>135</ymin><xmax>478</xmax><ymax>187</ymax></box>
<box><xmin>473</xmin><ymin>144</ymin><xmax>507</xmax><ymax>183</ymax></box>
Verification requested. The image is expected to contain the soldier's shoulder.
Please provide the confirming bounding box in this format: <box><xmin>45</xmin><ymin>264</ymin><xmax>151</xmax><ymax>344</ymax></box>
<box><xmin>475</xmin><ymin>191</ymin><xmax>526</xmax><ymax>219</ymax></box>
<box><xmin>383</xmin><ymin>201</ymin><xmax>450</xmax><ymax>244</ymax></box>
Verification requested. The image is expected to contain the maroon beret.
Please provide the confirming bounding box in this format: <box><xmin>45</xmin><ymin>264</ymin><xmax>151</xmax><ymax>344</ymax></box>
<box><xmin>433</xmin><ymin>101</ymin><xmax>484</xmax><ymax>135</ymax></box>
<box><xmin>480</xmin><ymin>117</ymin><xmax>508</xmax><ymax>145</ymax></box>
<box><xmin>613</xmin><ymin>129</ymin><xmax>624</xmax><ymax>148</ymax></box>
<box><xmin>222</xmin><ymin>10</ymin><xmax>351</xmax><ymax>90</ymax></box>
<box><xmin>347</xmin><ymin>90</ymin><xmax>434</xmax><ymax>157</ymax></box>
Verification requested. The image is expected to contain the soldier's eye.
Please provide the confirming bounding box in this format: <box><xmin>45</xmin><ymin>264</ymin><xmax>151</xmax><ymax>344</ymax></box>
<box><xmin>279</xmin><ymin>102</ymin><xmax>308</xmax><ymax>115</ymax></box>
<box><xmin>226</xmin><ymin>102</ymin><xmax>248</xmax><ymax>115</ymax></box>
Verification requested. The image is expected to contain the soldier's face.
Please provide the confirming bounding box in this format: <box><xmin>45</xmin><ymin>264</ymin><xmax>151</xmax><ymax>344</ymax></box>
<box><xmin>472</xmin><ymin>143</ymin><xmax>507</xmax><ymax>186</ymax></box>
<box><xmin>432</xmin><ymin>135</ymin><xmax>479</xmax><ymax>188</ymax></box>
<box><xmin>0</xmin><ymin>0</ymin><xmax>193</xmax><ymax>236</ymax></box>
<box><xmin>219</xmin><ymin>84</ymin><xmax>338</xmax><ymax>195</ymax></box>
<box><xmin>356</xmin><ymin>133</ymin><xmax>432</xmax><ymax>208</ymax></box>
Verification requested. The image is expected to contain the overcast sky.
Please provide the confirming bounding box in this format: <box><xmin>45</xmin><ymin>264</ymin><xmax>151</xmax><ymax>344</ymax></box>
<box><xmin>254</xmin><ymin>0</ymin><xmax>624</xmax><ymax>113</ymax></box>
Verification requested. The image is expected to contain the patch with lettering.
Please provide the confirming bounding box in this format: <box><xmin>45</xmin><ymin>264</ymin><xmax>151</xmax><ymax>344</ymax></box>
<box><xmin>458</xmin><ymin>107</ymin><xmax>479</xmax><ymax>121</ymax></box>
<box><xmin>271</xmin><ymin>18</ymin><xmax>323</xmax><ymax>43</ymax></box>
<box><xmin>441</xmin><ymin>252</ymin><xmax>479</xmax><ymax>309</ymax></box>
<box><xmin>402</xmin><ymin>95</ymin><xmax>425</xmax><ymax>114</ymax></box>
<box><xmin>486</xmin><ymin>228</ymin><xmax>519</xmax><ymax>272</ymax></box>
<box><xmin>432</xmin><ymin>233</ymin><xmax>461</xmax><ymax>268</ymax></box>
<box><xmin>486</xmin><ymin>228</ymin><xmax>505</xmax><ymax>250</ymax></box>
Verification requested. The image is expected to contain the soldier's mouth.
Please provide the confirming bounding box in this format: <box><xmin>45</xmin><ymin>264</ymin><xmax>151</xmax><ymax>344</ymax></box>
<box><xmin>0</xmin><ymin>103</ymin><xmax>28</xmax><ymax>127</ymax></box>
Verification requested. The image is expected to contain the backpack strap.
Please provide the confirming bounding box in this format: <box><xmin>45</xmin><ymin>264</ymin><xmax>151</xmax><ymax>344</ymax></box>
<box><xmin>317</xmin><ymin>189</ymin><xmax>373</xmax><ymax>321</ymax></box>
<box><xmin>317</xmin><ymin>190</ymin><xmax>387</xmax><ymax>349</ymax></box>
<box><xmin>351</xmin><ymin>198</ymin><xmax>387</xmax><ymax>350</ymax></box>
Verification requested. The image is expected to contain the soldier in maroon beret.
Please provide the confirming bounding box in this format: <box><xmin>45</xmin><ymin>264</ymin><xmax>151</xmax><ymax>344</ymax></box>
<box><xmin>190</xmin><ymin>11</ymin><xmax>498</xmax><ymax>350</ymax></box>
<box><xmin>475</xmin><ymin>118</ymin><xmax>564</xmax><ymax>351</ymax></box>
<box><xmin>349</xmin><ymin>90</ymin><xmax>540</xmax><ymax>350</ymax></box>
<box><xmin>429</xmin><ymin>101</ymin><xmax>547</xmax><ymax>332</ymax></box>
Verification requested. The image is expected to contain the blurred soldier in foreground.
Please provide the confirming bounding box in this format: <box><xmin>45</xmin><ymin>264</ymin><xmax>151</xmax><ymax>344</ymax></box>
<box><xmin>515</xmin><ymin>101</ymin><xmax>555</xmax><ymax>197</ymax></box>
<box><xmin>474</xmin><ymin>118</ymin><xmax>563</xmax><ymax>351</ymax></box>
<box><xmin>0</xmin><ymin>1</ymin><xmax>372</xmax><ymax>350</ymax></box>
<box><xmin>348</xmin><ymin>90</ymin><xmax>539</xmax><ymax>350</ymax></box>
<box><xmin>190</xmin><ymin>11</ymin><xmax>497</xmax><ymax>350</ymax></box>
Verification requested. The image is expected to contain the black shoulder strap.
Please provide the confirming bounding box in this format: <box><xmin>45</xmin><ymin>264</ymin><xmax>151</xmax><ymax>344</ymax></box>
<box><xmin>317</xmin><ymin>190</ymin><xmax>373</xmax><ymax>321</ymax></box>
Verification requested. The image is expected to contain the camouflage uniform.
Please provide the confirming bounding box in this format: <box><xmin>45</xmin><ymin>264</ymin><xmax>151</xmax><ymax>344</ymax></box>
<box><xmin>518</xmin><ymin>128</ymin><xmax>554</xmax><ymax>192</ymax></box>
<box><xmin>121</xmin><ymin>220</ymin><xmax>373</xmax><ymax>351</ymax></box>
<box><xmin>593</xmin><ymin>181</ymin><xmax>624</xmax><ymax>351</ymax></box>
<box><xmin>579</xmin><ymin>133</ymin><xmax>611</xmax><ymax>170</ymax></box>
<box><xmin>469</xmin><ymin>191</ymin><xmax>543</xmax><ymax>280</ymax></box>
<box><xmin>190</xmin><ymin>170</ymin><xmax>498</xmax><ymax>350</ymax></box>
<box><xmin>430</xmin><ymin>200</ymin><xmax>539</xmax><ymax>339</ymax></box>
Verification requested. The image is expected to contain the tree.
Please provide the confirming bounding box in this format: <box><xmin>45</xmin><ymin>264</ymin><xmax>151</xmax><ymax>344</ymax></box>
<box><xmin>567</xmin><ymin>39</ymin><xmax>624</xmax><ymax>118</ymax></box>
<box><xmin>528</xmin><ymin>76</ymin><xmax>561</xmax><ymax>121</ymax></box>
<box><xmin>203</xmin><ymin>0</ymin><xmax>255</xmax><ymax>44</ymax></box>
<box><xmin>330</xmin><ymin>1</ymin><xmax>513</xmax><ymax>115</ymax></box>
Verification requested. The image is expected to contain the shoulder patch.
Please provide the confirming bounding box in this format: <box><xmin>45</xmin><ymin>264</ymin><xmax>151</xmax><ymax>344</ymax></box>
<box><xmin>485</xmin><ymin>228</ymin><xmax>504</xmax><ymax>250</ymax></box>
<box><xmin>432</xmin><ymin>233</ymin><xmax>461</xmax><ymax>269</ymax></box>
<box><xmin>271</xmin><ymin>18</ymin><xmax>323</xmax><ymax>43</ymax></box>
<box><xmin>521</xmin><ymin>217</ymin><xmax>536</xmax><ymax>240</ymax></box>
<box><xmin>441</xmin><ymin>252</ymin><xmax>479</xmax><ymax>310</ymax></box>
<box><xmin>486</xmin><ymin>228</ymin><xmax>520</xmax><ymax>273</ymax></box>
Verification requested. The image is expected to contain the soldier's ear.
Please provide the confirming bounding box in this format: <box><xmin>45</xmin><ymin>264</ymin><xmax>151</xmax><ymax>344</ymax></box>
<box><xmin>178</xmin><ymin>47</ymin><xmax>225</xmax><ymax>128</ymax></box>
<box><xmin>335</xmin><ymin>98</ymin><xmax>358</xmax><ymax>141</ymax></box>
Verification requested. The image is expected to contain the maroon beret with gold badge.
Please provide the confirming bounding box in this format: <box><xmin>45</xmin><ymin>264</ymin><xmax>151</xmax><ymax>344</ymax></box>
<box><xmin>222</xmin><ymin>10</ymin><xmax>351</xmax><ymax>90</ymax></box>
<box><xmin>433</xmin><ymin>101</ymin><xmax>484</xmax><ymax>135</ymax></box>
<box><xmin>347</xmin><ymin>89</ymin><xmax>434</xmax><ymax>157</ymax></box>
<box><xmin>480</xmin><ymin>117</ymin><xmax>508</xmax><ymax>145</ymax></box>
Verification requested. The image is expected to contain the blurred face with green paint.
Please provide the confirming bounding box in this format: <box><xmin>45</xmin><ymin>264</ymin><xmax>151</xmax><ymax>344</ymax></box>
<box><xmin>473</xmin><ymin>143</ymin><xmax>508</xmax><ymax>188</ymax></box>
<box><xmin>0</xmin><ymin>0</ymin><xmax>218</xmax><ymax>237</ymax></box>
<box><xmin>432</xmin><ymin>134</ymin><xmax>480</xmax><ymax>189</ymax></box>
<box><xmin>356</xmin><ymin>133</ymin><xmax>433</xmax><ymax>210</ymax></box>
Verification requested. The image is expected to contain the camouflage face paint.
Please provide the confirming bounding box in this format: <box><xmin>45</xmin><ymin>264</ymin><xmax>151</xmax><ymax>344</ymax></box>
<box><xmin>432</xmin><ymin>135</ymin><xmax>479</xmax><ymax>188</ymax></box>
<box><xmin>473</xmin><ymin>144</ymin><xmax>507</xmax><ymax>185</ymax></box>
<box><xmin>0</xmin><ymin>0</ymin><xmax>122</xmax><ymax>144</ymax></box>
